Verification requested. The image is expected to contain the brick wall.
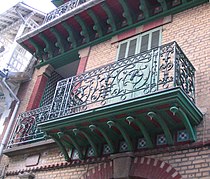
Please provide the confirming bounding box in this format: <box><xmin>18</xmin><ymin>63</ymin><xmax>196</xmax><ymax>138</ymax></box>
<box><xmin>85</xmin><ymin>39</ymin><xmax>118</xmax><ymax>71</ymax></box>
<box><xmin>146</xmin><ymin>146</ymin><xmax>210</xmax><ymax>179</ymax></box>
<box><xmin>2</xmin><ymin>3</ymin><xmax>210</xmax><ymax>179</ymax></box>
<box><xmin>162</xmin><ymin>3</ymin><xmax>210</xmax><ymax>142</ymax></box>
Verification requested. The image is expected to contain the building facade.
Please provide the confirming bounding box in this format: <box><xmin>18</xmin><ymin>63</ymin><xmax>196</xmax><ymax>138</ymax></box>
<box><xmin>1</xmin><ymin>0</ymin><xmax>210</xmax><ymax>178</ymax></box>
<box><xmin>0</xmin><ymin>2</ymin><xmax>45</xmax><ymax>178</ymax></box>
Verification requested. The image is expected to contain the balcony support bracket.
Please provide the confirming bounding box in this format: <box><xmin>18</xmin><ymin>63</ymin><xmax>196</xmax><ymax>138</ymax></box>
<box><xmin>61</xmin><ymin>22</ymin><xmax>78</xmax><ymax>48</ymax></box>
<box><xmin>39</xmin><ymin>33</ymin><xmax>54</xmax><ymax>58</ymax></box>
<box><xmin>64</xmin><ymin>131</ymin><xmax>84</xmax><ymax>160</ymax></box>
<box><xmin>126</xmin><ymin>116</ymin><xmax>153</xmax><ymax>148</ymax></box>
<box><xmin>50</xmin><ymin>27</ymin><xmax>68</xmax><ymax>53</ymax></box>
<box><xmin>89</xmin><ymin>125</ymin><xmax>116</xmax><ymax>153</ymax></box>
<box><xmin>79</xmin><ymin>130</ymin><xmax>99</xmax><ymax>157</ymax></box>
<box><xmin>101</xmin><ymin>2</ymin><xmax>118</xmax><ymax>32</ymax></box>
<box><xmin>170</xmin><ymin>106</ymin><xmax>196</xmax><ymax>142</ymax></box>
<box><xmin>87</xmin><ymin>9</ymin><xmax>104</xmax><ymax>37</ymax></box>
<box><xmin>107</xmin><ymin>120</ymin><xmax>134</xmax><ymax>151</ymax></box>
<box><xmin>51</xmin><ymin>134</ymin><xmax>70</xmax><ymax>162</ymax></box>
<box><xmin>147</xmin><ymin>112</ymin><xmax>174</xmax><ymax>145</ymax></box>
<box><xmin>74</xmin><ymin>15</ymin><xmax>91</xmax><ymax>43</ymax></box>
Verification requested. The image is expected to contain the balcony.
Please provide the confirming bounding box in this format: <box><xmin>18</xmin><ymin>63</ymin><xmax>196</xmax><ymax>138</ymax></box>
<box><xmin>43</xmin><ymin>0</ymin><xmax>87</xmax><ymax>24</ymax></box>
<box><xmin>6</xmin><ymin>42</ymin><xmax>202</xmax><ymax>160</ymax></box>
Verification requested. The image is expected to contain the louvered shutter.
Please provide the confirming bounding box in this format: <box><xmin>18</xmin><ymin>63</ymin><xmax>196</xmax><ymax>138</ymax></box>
<box><xmin>118</xmin><ymin>42</ymin><xmax>127</xmax><ymax>60</ymax></box>
<box><xmin>151</xmin><ymin>30</ymin><xmax>160</xmax><ymax>48</ymax></box>
<box><xmin>127</xmin><ymin>38</ymin><xmax>137</xmax><ymax>57</ymax></box>
<box><xmin>140</xmin><ymin>34</ymin><xmax>149</xmax><ymax>53</ymax></box>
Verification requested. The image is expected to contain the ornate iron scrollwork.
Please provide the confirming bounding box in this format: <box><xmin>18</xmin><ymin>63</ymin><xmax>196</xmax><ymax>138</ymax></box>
<box><xmin>8</xmin><ymin>42</ymin><xmax>195</xmax><ymax>147</ymax></box>
<box><xmin>7</xmin><ymin>105</ymin><xmax>51</xmax><ymax>148</ymax></box>
<box><xmin>43</xmin><ymin>0</ymin><xmax>86</xmax><ymax>24</ymax></box>
<box><xmin>49</xmin><ymin>41</ymin><xmax>195</xmax><ymax>120</ymax></box>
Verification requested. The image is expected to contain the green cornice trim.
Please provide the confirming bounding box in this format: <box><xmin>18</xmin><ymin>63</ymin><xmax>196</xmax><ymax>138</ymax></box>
<box><xmin>51</xmin><ymin>0</ymin><xmax>65</xmax><ymax>7</ymax></box>
<box><xmin>28</xmin><ymin>39</ymin><xmax>43</xmax><ymax>62</ymax></box>
<box><xmin>36</xmin><ymin>0</ymin><xmax>208</xmax><ymax>69</ymax></box>
<box><xmin>79</xmin><ymin>130</ymin><xmax>99</xmax><ymax>156</ymax></box>
<box><xmin>158</xmin><ymin>0</ymin><xmax>169</xmax><ymax>11</ymax></box>
<box><xmin>147</xmin><ymin>112</ymin><xmax>174</xmax><ymax>145</ymax></box>
<box><xmin>139</xmin><ymin>0</ymin><xmax>152</xmax><ymax>18</ymax></box>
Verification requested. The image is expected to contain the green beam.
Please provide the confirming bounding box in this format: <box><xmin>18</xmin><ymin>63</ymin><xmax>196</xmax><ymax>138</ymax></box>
<box><xmin>50</xmin><ymin>27</ymin><xmax>68</xmax><ymax>53</ymax></box>
<box><xmin>74</xmin><ymin>15</ymin><xmax>91</xmax><ymax>43</ymax></box>
<box><xmin>51</xmin><ymin>134</ymin><xmax>70</xmax><ymax>161</ymax></box>
<box><xmin>28</xmin><ymin>39</ymin><xmax>43</xmax><ymax>62</ymax></box>
<box><xmin>170</xmin><ymin>106</ymin><xmax>196</xmax><ymax>141</ymax></box>
<box><xmin>79</xmin><ymin>130</ymin><xmax>99</xmax><ymax>157</ymax></box>
<box><xmin>89</xmin><ymin>125</ymin><xmax>115</xmax><ymax>153</ymax></box>
<box><xmin>157</xmin><ymin>0</ymin><xmax>169</xmax><ymax>11</ymax></box>
<box><xmin>87</xmin><ymin>9</ymin><xmax>104</xmax><ymax>37</ymax></box>
<box><xmin>139</xmin><ymin>0</ymin><xmax>152</xmax><ymax>18</ymax></box>
<box><xmin>126</xmin><ymin>116</ymin><xmax>153</xmax><ymax>148</ymax></box>
<box><xmin>118</xmin><ymin>0</ymin><xmax>134</xmax><ymax>25</ymax></box>
<box><xmin>107</xmin><ymin>120</ymin><xmax>134</xmax><ymax>151</ymax></box>
<box><xmin>147</xmin><ymin>111</ymin><xmax>174</xmax><ymax>145</ymax></box>
<box><xmin>64</xmin><ymin>131</ymin><xmax>84</xmax><ymax>159</ymax></box>
<box><xmin>61</xmin><ymin>22</ymin><xmax>78</xmax><ymax>48</ymax></box>
<box><xmin>101</xmin><ymin>2</ymin><xmax>117</xmax><ymax>31</ymax></box>
<box><xmin>39</xmin><ymin>33</ymin><xmax>54</xmax><ymax>58</ymax></box>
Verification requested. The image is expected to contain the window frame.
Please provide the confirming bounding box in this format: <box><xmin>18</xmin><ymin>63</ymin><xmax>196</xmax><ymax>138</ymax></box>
<box><xmin>116</xmin><ymin>27</ymin><xmax>162</xmax><ymax>61</ymax></box>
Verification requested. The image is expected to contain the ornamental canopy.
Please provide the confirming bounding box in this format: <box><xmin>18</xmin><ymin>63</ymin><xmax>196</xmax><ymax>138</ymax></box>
<box><xmin>16</xmin><ymin>0</ymin><xmax>208</xmax><ymax>68</ymax></box>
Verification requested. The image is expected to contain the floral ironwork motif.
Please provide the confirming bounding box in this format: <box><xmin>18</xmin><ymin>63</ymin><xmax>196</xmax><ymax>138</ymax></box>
<box><xmin>7</xmin><ymin>42</ymin><xmax>196</xmax><ymax>148</ymax></box>
<box><xmin>48</xmin><ymin>42</ymin><xmax>195</xmax><ymax>120</ymax></box>
<box><xmin>7</xmin><ymin>105</ymin><xmax>51</xmax><ymax>148</ymax></box>
<box><xmin>43</xmin><ymin>0</ymin><xmax>86</xmax><ymax>24</ymax></box>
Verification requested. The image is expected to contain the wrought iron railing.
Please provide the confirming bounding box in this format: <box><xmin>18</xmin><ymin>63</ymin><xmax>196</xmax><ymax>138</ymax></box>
<box><xmin>7</xmin><ymin>41</ymin><xmax>195</xmax><ymax>147</ymax></box>
<box><xmin>47</xmin><ymin>41</ymin><xmax>195</xmax><ymax>121</ymax></box>
<box><xmin>43</xmin><ymin>0</ymin><xmax>86</xmax><ymax>24</ymax></box>
<box><xmin>7</xmin><ymin>105</ymin><xmax>51</xmax><ymax>148</ymax></box>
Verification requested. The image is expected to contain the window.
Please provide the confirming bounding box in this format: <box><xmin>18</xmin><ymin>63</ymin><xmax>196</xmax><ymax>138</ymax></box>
<box><xmin>117</xmin><ymin>27</ymin><xmax>162</xmax><ymax>60</ymax></box>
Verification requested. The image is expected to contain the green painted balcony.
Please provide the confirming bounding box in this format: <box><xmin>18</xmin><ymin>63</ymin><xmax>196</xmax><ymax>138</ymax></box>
<box><xmin>6</xmin><ymin>42</ymin><xmax>202</xmax><ymax>161</ymax></box>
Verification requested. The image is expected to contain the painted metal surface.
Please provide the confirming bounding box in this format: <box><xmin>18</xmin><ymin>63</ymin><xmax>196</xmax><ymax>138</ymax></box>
<box><xmin>7</xmin><ymin>42</ymin><xmax>202</xmax><ymax>159</ymax></box>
